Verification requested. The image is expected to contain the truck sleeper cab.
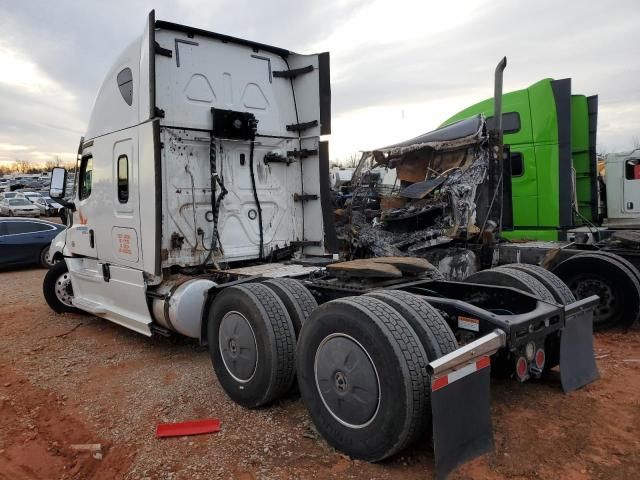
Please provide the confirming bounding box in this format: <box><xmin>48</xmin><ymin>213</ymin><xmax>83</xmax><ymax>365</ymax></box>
<box><xmin>43</xmin><ymin>13</ymin><xmax>599</xmax><ymax>478</ymax></box>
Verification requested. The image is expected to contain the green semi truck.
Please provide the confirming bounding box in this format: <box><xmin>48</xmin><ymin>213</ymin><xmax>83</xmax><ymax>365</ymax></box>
<box><xmin>442</xmin><ymin>78</ymin><xmax>599</xmax><ymax>241</ymax></box>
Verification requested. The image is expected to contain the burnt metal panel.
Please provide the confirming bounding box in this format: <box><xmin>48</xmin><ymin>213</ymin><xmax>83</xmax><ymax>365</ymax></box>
<box><xmin>551</xmin><ymin>78</ymin><xmax>573</xmax><ymax>229</ymax></box>
<box><xmin>373</xmin><ymin>115</ymin><xmax>484</xmax><ymax>154</ymax></box>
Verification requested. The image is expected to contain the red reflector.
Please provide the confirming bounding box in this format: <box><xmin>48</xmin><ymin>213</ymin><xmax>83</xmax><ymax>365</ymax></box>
<box><xmin>535</xmin><ymin>349</ymin><xmax>546</xmax><ymax>369</ymax></box>
<box><xmin>432</xmin><ymin>376</ymin><xmax>449</xmax><ymax>392</ymax></box>
<box><xmin>516</xmin><ymin>357</ymin><xmax>527</xmax><ymax>378</ymax></box>
<box><xmin>476</xmin><ymin>355</ymin><xmax>491</xmax><ymax>370</ymax></box>
<box><xmin>634</xmin><ymin>164</ymin><xmax>640</xmax><ymax>180</ymax></box>
<box><xmin>156</xmin><ymin>418</ymin><xmax>221</xmax><ymax>438</ymax></box>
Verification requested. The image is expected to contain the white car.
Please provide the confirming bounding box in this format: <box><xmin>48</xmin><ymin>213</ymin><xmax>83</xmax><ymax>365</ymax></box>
<box><xmin>34</xmin><ymin>196</ymin><xmax>64</xmax><ymax>216</ymax></box>
<box><xmin>0</xmin><ymin>198</ymin><xmax>40</xmax><ymax>217</ymax></box>
<box><xmin>17</xmin><ymin>191</ymin><xmax>44</xmax><ymax>204</ymax></box>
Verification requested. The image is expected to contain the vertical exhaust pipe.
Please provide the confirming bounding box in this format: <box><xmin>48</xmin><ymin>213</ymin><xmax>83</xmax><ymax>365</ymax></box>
<box><xmin>493</xmin><ymin>56</ymin><xmax>507</xmax><ymax>137</ymax></box>
<box><xmin>479</xmin><ymin>57</ymin><xmax>507</xmax><ymax>257</ymax></box>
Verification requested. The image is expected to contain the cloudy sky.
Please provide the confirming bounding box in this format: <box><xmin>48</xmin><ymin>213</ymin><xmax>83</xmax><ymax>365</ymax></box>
<box><xmin>0</xmin><ymin>0</ymin><xmax>638</xmax><ymax>167</ymax></box>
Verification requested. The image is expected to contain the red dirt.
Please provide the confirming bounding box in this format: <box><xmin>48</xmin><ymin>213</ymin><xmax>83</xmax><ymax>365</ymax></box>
<box><xmin>0</xmin><ymin>267</ymin><xmax>639</xmax><ymax>479</ymax></box>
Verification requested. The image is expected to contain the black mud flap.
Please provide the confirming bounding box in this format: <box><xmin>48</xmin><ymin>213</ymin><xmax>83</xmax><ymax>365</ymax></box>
<box><xmin>559</xmin><ymin>297</ymin><xmax>600</xmax><ymax>392</ymax></box>
<box><xmin>431</xmin><ymin>357</ymin><xmax>493</xmax><ymax>479</ymax></box>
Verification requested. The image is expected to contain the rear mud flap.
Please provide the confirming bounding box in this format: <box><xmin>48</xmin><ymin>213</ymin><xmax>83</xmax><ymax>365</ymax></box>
<box><xmin>431</xmin><ymin>357</ymin><xmax>493</xmax><ymax>479</ymax></box>
<box><xmin>560</xmin><ymin>302</ymin><xmax>599</xmax><ymax>392</ymax></box>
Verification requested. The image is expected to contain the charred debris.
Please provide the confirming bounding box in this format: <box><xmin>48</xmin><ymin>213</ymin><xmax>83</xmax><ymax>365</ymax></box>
<box><xmin>335</xmin><ymin>114</ymin><xmax>506</xmax><ymax>279</ymax></box>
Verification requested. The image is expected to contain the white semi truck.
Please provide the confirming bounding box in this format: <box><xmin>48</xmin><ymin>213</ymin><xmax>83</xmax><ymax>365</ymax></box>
<box><xmin>44</xmin><ymin>12</ymin><xmax>599</xmax><ymax>478</ymax></box>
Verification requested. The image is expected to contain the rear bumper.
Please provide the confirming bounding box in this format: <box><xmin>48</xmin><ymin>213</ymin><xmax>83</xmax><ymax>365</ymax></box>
<box><xmin>13</xmin><ymin>211</ymin><xmax>40</xmax><ymax>217</ymax></box>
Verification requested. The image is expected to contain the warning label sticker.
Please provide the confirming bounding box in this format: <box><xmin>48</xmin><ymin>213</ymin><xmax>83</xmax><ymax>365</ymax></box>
<box><xmin>458</xmin><ymin>315</ymin><xmax>480</xmax><ymax>332</ymax></box>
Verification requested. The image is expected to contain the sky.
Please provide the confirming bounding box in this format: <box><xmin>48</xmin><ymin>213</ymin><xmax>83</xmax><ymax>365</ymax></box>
<box><xmin>0</xmin><ymin>0</ymin><xmax>638</xmax><ymax>167</ymax></box>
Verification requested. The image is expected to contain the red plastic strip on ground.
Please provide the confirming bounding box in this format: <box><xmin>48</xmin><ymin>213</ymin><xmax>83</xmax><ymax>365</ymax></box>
<box><xmin>155</xmin><ymin>418</ymin><xmax>221</xmax><ymax>438</ymax></box>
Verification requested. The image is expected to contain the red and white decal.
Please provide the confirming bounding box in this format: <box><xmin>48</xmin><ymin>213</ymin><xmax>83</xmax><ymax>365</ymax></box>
<box><xmin>431</xmin><ymin>355</ymin><xmax>491</xmax><ymax>392</ymax></box>
<box><xmin>458</xmin><ymin>315</ymin><xmax>480</xmax><ymax>332</ymax></box>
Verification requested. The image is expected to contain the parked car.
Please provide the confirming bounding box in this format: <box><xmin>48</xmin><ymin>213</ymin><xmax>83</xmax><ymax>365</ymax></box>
<box><xmin>0</xmin><ymin>218</ymin><xmax>65</xmax><ymax>268</ymax></box>
<box><xmin>0</xmin><ymin>192</ymin><xmax>18</xmax><ymax>201</ymax></box>
<box><xmin>0</xmin><ymin>198</ymin><xmax>41</xmax><ymax>217</ymax></box>
<box><xmin>16</xmin><ymin>191</ymin><xmax>44</xmax><ymax>203</ymax></box>
<box><xmin>33</xmin><ymin>196</ymin><xmax>64</xmax><ymax>216</ymax></box>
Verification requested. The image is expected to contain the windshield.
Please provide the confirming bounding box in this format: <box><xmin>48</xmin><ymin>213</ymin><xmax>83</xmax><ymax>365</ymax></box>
<box><xmin>9</xmin><ymin>199</ymin><xmax>32</xmax><ymax>206</ymax></box>
<box><xmin>3</xmin><ymin>193</ymin><xmax>17</xmax><ymax>198</ymax></box>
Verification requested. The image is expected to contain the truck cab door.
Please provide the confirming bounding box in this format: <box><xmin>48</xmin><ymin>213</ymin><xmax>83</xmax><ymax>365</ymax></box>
<box><xmin>623</xmin><ymin>156</ymin><xmax>640</xmax><ymax>213</ymax></box>
<box><xmin>67</xmin><ymin>154</ymin><xmax>98</xmax><ymax>257</ymax></box>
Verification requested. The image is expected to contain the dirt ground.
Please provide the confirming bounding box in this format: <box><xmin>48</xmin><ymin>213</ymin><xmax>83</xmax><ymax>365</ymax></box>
<box><xmin>0</xmin><ymin>267</ymin><xmax>638</xmax><ymax>480</ymax></box>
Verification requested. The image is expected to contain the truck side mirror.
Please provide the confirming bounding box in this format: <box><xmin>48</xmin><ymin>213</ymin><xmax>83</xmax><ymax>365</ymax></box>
<box><xmin>50</xmin><ymin>167</ymin><xmax>67</xmax><ymax>199</ymax></box>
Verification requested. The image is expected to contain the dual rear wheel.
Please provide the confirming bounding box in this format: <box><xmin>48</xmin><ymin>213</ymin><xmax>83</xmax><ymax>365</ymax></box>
<box><xmin>207</xmin><ymin>279</ymin><xmax>458</xmax><ymax>461</ymax></box>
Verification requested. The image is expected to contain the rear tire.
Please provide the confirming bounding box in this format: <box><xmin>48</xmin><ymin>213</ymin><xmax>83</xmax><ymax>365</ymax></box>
<box><xmin>43</xmin><ymin>261</ymin><xmax>78</xmax><ymax>314</ymax></box>
<box><xmin>296</xmin><ymin>296</ymin><xmax>429</xmax><ymax>462</ymax></box>
<box><xmin>366</xmin><ymin>289</ymin><xmax>458</xmax><ymax>360</ymax></box>
<box><xmin>501</xmin><ymin>264</ymin><xmax>575</xmax><ymax>370</ymax></box>
<box><xmin>553</xmin><ymin>252</ymin><xmax>640</xmax><ymax>330</ymax></box>
<box><xmin>501</xmin><ymin>264</ymin><xmax>575</xmax><ymax>304</ymax></box>
<box><xmin>208</xmin><ymin>283</ymin><xmax>296</xmax><ymax>408</ymax></box>
<box><xmin>262</xmin><ymin>278</ymin><xmax>317</xmax><ymax>335</ymax></box>
<box><xmin>465</xmin><ymin>267</ymin><xmax>556</xmax><ymax>302</ymax></box>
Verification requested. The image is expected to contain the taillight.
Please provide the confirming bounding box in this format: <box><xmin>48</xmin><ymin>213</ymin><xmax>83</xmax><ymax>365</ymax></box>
<box><xmin>535</xmin><ymin>348</ymin><xmax>545</xmax><ymax>370</ymax></box>
<box><xmin>516</xmin><ymin>356</ymin><xmax>528</xmax><ymax>381</ymax></box>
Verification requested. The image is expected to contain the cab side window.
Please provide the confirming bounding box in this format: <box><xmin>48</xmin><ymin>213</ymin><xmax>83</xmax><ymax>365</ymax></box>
<box><xmin>79</xmin><ymin>155</ymin><xmax>93</xmax><ymax>200</ymax></box>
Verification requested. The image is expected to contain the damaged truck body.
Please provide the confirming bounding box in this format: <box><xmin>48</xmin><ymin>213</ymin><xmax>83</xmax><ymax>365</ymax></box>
<box><xmin>44</xmin><ymin>13</ymin><xmax>599</xmax><ymax>478</ymax></box>
<box><xmin>342</xmin><ymin>70</ymin><xmax>640</xmax><ymax>331</ymax></box>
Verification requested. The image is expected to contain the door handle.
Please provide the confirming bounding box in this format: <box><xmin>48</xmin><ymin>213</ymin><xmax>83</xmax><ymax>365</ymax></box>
<box><xmin>89</xmin><ymin>229</ymin><xmax>95</xmax><ymax>248</ymax></box>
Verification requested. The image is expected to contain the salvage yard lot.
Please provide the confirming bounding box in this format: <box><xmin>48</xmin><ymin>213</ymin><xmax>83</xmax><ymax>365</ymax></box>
<box><xmin>0</xmin><ymin>268</ymin><xmax>639</xmax><ymax>480</ymax></box>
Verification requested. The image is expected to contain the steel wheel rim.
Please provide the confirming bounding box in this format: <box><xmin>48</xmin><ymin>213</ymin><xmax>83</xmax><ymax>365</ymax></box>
<box><xmin>571</xmin><ymin>275</ymin><xmax>616</xmax><ymax>325</ymax></box>
<box><xmin>314</xmin><ymin>333</ymin><xmax>380</xmax><ymax>429</ymax></box>
<box><xmin>55</xmin><ymin>272</ymin><xmax>74</xmax><ymax>307</ymax></box>
<box><xmin>219</xmin><ymin>311</ymin><xmax>258</xmax><ymax>383</ymax></box>
<box><xmin>42</xmin><ymin>247</ymin><xmax>53</xmax><ymax>267</ymax></box>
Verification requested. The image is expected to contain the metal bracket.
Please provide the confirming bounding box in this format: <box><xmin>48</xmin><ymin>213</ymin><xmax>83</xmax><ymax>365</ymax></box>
<box><xmin>263</xmin><ymin>152</ymin><xmax>294</xmax><ymax>165</ymax></box>
<box><xmin>286</xmin><ymin>120</ymin><xmax>318</xmax><ymax>132</ymax></box>
<box><xmin>273</xmin><ymin>65</ymin><xmax>313</xmax><ymax>78</ymax></box>
<box><xmin>155</xmin><ymin>42</ymin><xmax>173</xmax><ymax>58</ymax></box>
<box><xmin>294</xmin><ymin>193</ymin><xmax>319</xmax><ymax>202</ymax></box>
<box><xmin>287</xmin><ymin>148</ymin><xmax>318</xmax><ymax>159</ymax></box>
<box><xmin>174</xmin><ymin>38</ymin><xmax>199</xmax><ymax>67</ymax></box>
<box><xmin>290</xmin><ymin>240</ymin><xmax>321</xmax><ymax>247</ymax></box>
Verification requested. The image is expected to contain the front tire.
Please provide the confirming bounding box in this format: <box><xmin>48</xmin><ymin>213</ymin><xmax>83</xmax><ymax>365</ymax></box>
<box><xmin>43</xmin><ymin>261</ymin><xmax>78</xmax><ymax>313</ymax></box>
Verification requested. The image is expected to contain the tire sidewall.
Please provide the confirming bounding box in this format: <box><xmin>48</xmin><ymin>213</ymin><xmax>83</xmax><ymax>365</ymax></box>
<box><xmin>556</xmin><ymin>257</ymin><xmax>630</xmax><ymax>329</ymax></box>
<box><xmin>42</xmin><ymin>261</ymin><xmax>78</xmax><ymax>314</ymax></box>
<box><xmin>297</xmin><ymin>302</ymin><xmax>412</xmax><ymax>461</ymax></box>
<box><xmin>40</xmin><ymin>245</ymin><xmax>52</xmax><ymax>269</ymax></box>
<box><xmin>208</xmin><ymin>287</ymin><xmax>279</xmax><ymax>408</ymax></box>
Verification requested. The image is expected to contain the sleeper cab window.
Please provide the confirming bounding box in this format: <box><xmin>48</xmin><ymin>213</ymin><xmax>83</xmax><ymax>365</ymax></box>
<box><xmin>79</xmin><ymin>155</ymin><xmax>93</xmax><ymax>200</ymax></box>
<box><xmin>486</xmin><ymin>112</ymin><xmax>521</xmax><ymax>135</ymax></box>
<box><xmin>117</xmin><ymin>155</ymin><xmax>129</xmax><ymax>203</ymax></box>
<box><xmin>117</xmin><ymin>67</ymin><xmax>133</xmax><ymax>106</ymax></box>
